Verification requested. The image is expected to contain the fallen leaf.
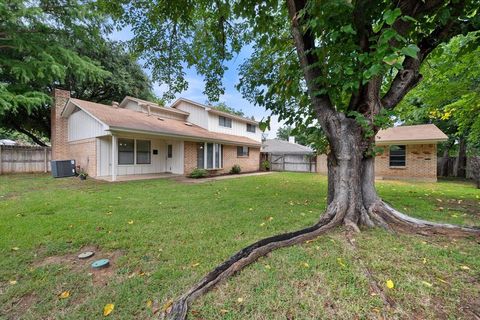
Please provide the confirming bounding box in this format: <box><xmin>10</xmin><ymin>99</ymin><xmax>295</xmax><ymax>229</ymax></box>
<box><xmin>146</xmin><ymin>299</ymin><xmax>153</xmax><ymax>308</ymax></box>
<box><xmin>264</xmin><ymin>264</ymin><xmax>271</xmax><ymax>270</ymax></box>
<box><xmin>460</xmin><ymin>265</ymin><xmax>471</xmax><ymax>271</ymax></box>
<box><xmin>260</xmin><ymin>222</ymin><xmax>265</xmax><ymax>227</ymax></box>
<box><xmin>422</xmin><ymin>258</ymin><xmax>427</xmax><ymax>264</ymax></box>
<box><xmin>386</xmin><ymin>279</ymin><xmax>394</xmax><ymax>289</ymax></box>
<box><xmin>267</xmin><ymin>216</ymin><xmax>273</xmax><ymax>221</ymax></box>
<box><xmin>421</xmin><ymin>281</ymin><xmax>433</xmax><ymax>287</ymax></box>
<box><xmin>11</xmin><ymin>247</ymin><xmax>19</xmax><ymax>251</ymax></box>
<box><xmin>162</xmin><ymin>299</ymin><xmax>173</xmax><ymax>313</ymax></box>
<box><xmin>220</xmin><ymin>309</ymin><xmax>229</xmax><ymax>315</ymax></box>
<box><xmin>302</xmin><ymin>262</ymin><xmax>310</xmax><ymax>268</ymax></box>
<box><xmin>9</xmin><ymin>280</ymin><xmax>17</xmax><ymax>285</ymax></box>
<box><xmin>249</xmin><ymin>208</ymin><xmax>253</xmax><ymax>211</ymax></box>
<box><xmin>128</xmin><ymin>220</ymin><xmax>134</xmax><ymax>225</ymax></box>
<box><xmin>337</xmin><ymin>258</ymin><xmax>346</xmax><ymax>268</ymax></box>
<box><xmin>59</xmin><ymin>291</ymin><xmax>70</xmax><ymax>299</ymax></box>
<box><xmin>437</xmin><ymin>277</ymin><xmax>449</xmax><ymax>284</ymax></box>
<box><xmin>237</xmin><ymin>297</ymin><xmax>244</xmax><ymax>303</ymax></box>
<box><xmin>191</xmin><ymin>262</ymin><xmax>200</xmax><ymax>268</ymax></box>
<box><xmin>103</xmin><ymin>303</ymin><xmax>114</xmax><ymax>316</ymax></box>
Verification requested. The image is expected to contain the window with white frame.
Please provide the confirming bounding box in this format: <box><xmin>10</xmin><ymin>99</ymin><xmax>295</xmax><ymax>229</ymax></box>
<box><xmin>118</xmin><ymin>138</ymin><xmax>135</xmax><ymax>164</ymax></box>
<box><xmin>136</xmin><ymin>140</ymin><xmax>151</xmax><ymax>164</ymax></box>
<box><xmin>219</xmin><ymin>116</ymin><xmax>232</xmax><ymax>128</ymax></box>
<box><xmin>246</xmin><ymin>123</ymin><xmax>256</xmax><ymax>133</ymax></box>
<box><xmin>118</xmin><ymin>138</ymin><xmax>151</xmax><ymax>165</ymax></box>
<box><xmin>197</xmin><ymin>142</ymin><xmax>223</xmax><ymax>169</ymax></box>
<box><xmin>237</xmin><ymin>146</ymin><xmax>249</xmax><ymax>157</ymax></box>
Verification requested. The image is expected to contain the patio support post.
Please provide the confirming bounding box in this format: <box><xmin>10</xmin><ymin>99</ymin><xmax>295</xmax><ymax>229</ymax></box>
<box><xmin>111</xmin><ymin>135</ymin><xmax>117</xmax><ymax>181</ymax></box>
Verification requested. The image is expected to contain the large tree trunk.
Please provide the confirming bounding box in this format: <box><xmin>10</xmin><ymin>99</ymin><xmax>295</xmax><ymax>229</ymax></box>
<box><xmin>439</xmin><ymin>141</ymin><xmax>453</xmax><ymax>177</ymax></box>
<box><xmin>456</xmin><ymin>136</ymin><xmax>467</xmax><ymax>178</ymax></box>
<box><xmin>162</xmin><ymin>115</ymin><xmax>479</xmax><ymax>320</ymax></box>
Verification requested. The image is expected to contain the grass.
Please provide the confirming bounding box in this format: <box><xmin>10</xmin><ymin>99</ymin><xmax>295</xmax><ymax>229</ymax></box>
<box><xmin>0</xmin><ymin>173</ymin><xmax>479</xmax><ymax>319</ymax></box>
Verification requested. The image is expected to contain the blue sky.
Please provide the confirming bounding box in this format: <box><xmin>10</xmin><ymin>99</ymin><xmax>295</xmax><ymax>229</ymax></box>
<box><xmin>110</xmin><ymin>28</ymin><xmax>283</xmax><ymax>138</ymax></box>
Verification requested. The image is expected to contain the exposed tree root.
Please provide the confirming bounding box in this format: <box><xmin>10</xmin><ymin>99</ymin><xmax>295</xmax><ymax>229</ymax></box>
<box><xmin>372</xmin><ymin>201</ymin><xmax>480</xmax><ymax>237</ymax></box>
<box><xmin>162</xmin><ymin>201</ymin><xmax>479</xmax><ymax>320</ymax></box>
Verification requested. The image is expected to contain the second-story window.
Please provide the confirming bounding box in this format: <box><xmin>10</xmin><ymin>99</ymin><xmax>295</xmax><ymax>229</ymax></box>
<box><xmin>246</xmin><ymin>123</ymin><xmax>256</xmax><ymax>133</ymax></box>
<box><xmin>219</xmin><ymin>116</ymin><xmax>232</xmax><ymax>128</ymax></box>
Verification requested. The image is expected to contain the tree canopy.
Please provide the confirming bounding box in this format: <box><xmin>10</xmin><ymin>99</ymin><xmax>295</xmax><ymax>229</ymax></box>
<box><xmin>396</xmin><ymin>33</ymin><xmax>480</xmax><ymax>152</ymax></box>
<box><xmin>211</xmin><ymin>102</ymin><xmax>245</xmax><ymax>117</ymax></box>
<box><xmin>0</xmin><ymin>0</ymin><xmax>154</xmax><ymax>145</ymax></box>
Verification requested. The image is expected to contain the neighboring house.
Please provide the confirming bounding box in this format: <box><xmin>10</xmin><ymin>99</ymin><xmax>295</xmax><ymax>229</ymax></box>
<box><xmin>317</xmin><ymin>124</ymin><xmax>448</xmax><ymax>181</ymax></box>
<box><xmin>51</xmin><ymin>89</ymin><xmax>261</xmax><ymax>181</ymax></box>
<box><xmin>261</xmin><ymin>139</ymin><xmax>316</xmax><ymax>172</ymax></box>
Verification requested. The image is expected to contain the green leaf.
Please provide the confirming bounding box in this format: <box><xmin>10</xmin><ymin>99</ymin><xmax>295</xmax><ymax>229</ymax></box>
<box><xmin>383</xmin><ymin>8</ymin><xmax>402</xmax><ymax>25</ymax></box>
<box><xmin>401</xmin><ymin>44</ymin><xmax>420</xmax><ymax>58</ymax></box>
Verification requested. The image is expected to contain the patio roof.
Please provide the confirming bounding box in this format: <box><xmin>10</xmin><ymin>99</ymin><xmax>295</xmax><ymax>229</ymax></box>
<box><xmin>62</xmin><ymin>98</ymin><xmax>261</xmax><ymax>147</ymax></box>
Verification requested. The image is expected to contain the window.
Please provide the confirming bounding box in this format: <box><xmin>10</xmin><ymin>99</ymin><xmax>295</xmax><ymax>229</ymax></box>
<box><xmin>167</xmin><ymin>144</ymin><xmax>173</xmax><ymax>158</ymax></box>
<box><xmin>196</xmin><ymin>143</ymin><xmax>204</xmax><ymax>168</ymax></box>
<box><xmin>136</xmin><ymin>140</ymin><xmax>151</xmax><ymax>164</ymax></box>
<box><xmin>389</xmin><ymin>145</ymin><xmax>406</xmax><ymax>167</ymax></box>
<box><xmin>219</xmin><ymin>116</ymin><xmax>232</xmax><ymax>128</ymax></box>
<box><xmin>246</xmin><ymin>123</ymin><xmax>256</xmax><ymax>133</ymax></box>
<box><xmin>197</xmin><ymin>142</ymin><xmax>222</xmax><ymax>169</ymax></box>
<box><xmin>118</xmin><ymin>138</ymin><xmax>134</xmax><ymax>164</ymax></box>
<box><xmin>237</xmin><ymin>146</ymin><xmax>249</xmax><ymax>157</ymax></box>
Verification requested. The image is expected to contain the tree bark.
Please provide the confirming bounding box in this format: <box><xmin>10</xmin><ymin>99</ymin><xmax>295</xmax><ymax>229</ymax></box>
<box><xmin>439</xmin><ymin>142</ymin><xmax>452</xmax><ymax>177</ymax></box>
<box><xmin>456</xmin><ymin>136</ymin><xmax>467</xmax><ymax>178</ymax></box>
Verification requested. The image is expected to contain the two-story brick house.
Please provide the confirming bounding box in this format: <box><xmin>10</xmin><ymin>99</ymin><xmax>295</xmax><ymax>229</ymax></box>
<box><xmin>51</xmin><ymin>89</ymin><xmax>262</xmax><ymax>181</ymax></box>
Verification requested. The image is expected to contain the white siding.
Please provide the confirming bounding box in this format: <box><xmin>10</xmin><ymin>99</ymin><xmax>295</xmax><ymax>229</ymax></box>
<box><xmin>97</xmin><ymin>135</ymin><xmax>183</xmax><ymax>176</ymax></box>
<box><xmin>68</xmin><ymin>109</ymin><xmax>106</xmax><ymax>141</ymax></box>
<box><xmin>207</xmin><ymin>114</ymin><xmax>262</xmax><ymax>142</ymax></box>
<box><xmin>174</xmin><ymin>101</ymin><xmax>209</xmax><ymax>128</ymax></box>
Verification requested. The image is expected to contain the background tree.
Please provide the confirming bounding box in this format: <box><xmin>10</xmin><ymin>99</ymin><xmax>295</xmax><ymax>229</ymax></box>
<box><xmin>102</xmin><ymin>1</ymin><xmax>480</xmax><ymax>318</ymax></box>
<box><xmin>396</xmin><ymin>33</ymin><xmax>480</xmax><ymax>177</ymax></box>
<box><xmin>0</xmin><ymin>1</ymin><xmax>154</xmax><ymax>145</ymax></box>
<box><xmin>210</xmin><ymin>102</ymin><xmax>245</xmax><ymax>117</ymax></box>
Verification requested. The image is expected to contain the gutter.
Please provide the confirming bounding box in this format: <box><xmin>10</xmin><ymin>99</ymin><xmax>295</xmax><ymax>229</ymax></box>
<box><xmin>108</xmin><ymin>126</ymin><xmax>261</xmax><ymax>147</ymax></box>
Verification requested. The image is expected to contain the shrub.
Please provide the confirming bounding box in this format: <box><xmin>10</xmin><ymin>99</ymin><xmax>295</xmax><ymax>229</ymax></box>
<box><xmin>189</xmin><ymin>168</ymin><xmax>208</xmax><ymax>179</ymax></box>
<box><xmin>261</xmin><ymin>160</ymin><xmax>270</xmax><ymax>171</ymax></box>
<box><xmin>230</xmin><ymin>164</ymin><xmax>241</xmax><ymax>174</ymax></box>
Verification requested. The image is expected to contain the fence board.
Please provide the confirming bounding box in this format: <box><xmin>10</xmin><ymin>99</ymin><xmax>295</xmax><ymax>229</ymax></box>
<box><xmin>0</xmin><ymin>145</ymin><xmax>51</xmax><ymax>174</ymax></box>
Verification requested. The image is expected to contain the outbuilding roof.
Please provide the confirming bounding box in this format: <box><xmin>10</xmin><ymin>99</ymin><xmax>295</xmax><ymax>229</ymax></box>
<box><xmin>375</xmin><ymin>124</ymin><xmax>448</xmax><ymax>145</ymax></box>
<box><xmin>261</xmin><ymin>139</ymin><xmax>314</xmax><ymax>154</ymax></box>
<box><xmin>62</xmin><ymin>98</ymin><xmax>260</xmax><ymax>147</ymax></box>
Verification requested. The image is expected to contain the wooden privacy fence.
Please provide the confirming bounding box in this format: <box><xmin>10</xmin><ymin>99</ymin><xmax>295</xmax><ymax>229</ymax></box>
<box><xmin>266</xmin><ymin>153</ymin><xmax>317</xmax><ymax>172</ymax></box>
<box><xmin>0</xmin><ymin>145</ymin><xmax>51</xmax><ymax>174</ymax></box>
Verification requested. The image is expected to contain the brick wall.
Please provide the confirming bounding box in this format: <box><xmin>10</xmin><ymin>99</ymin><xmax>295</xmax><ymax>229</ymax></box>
<box><xmin>67</xmin><ymin>138</ymin><xmax>97</xmax><ymax>177</ymax></box>
<box><xmin>51</xmin><ymin>89</ymin><xmax>70</xmax><ymax>160</ymax></box>
<box><xmin>183</xmin><ymin>142</ymin><xmax>260</xmax><ymax>175</ymax></box>
<box><xmin>375</xmin><ymin>144</ymin><xmax>437</xmax><ymax>181</ymax></box>
<box><xmin>184</xmin><ymin>141</ymin><xmax>198</xmax><ymax>174</ymax></box>
<box><xmin>316</xmin><ymin>143</ymin><xmax>438</xmax><ymax>181</ymax></box>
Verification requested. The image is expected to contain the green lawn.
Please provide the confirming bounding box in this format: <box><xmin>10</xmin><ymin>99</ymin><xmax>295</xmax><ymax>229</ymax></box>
<box><xmin>0</xmin><ymin>173</ymin><xmax>479</xmax><ymax>319</ymax></box>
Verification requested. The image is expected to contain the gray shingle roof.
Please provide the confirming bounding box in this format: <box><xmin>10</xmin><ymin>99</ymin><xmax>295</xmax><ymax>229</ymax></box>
<box><xmin>261</xmin><ymin>139</ymin><xmax>313</xmax><ymax>154</ymax></box>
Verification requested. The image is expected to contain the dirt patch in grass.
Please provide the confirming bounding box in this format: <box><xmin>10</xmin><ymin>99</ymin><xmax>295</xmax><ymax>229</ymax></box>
<box><xmin>3</xmin><ymin>292</ymin><xmax>38</xmax><ymax>320</ymax></box>
<box><xmin>439</xmin><ymin>198</ymin><xmax>480</xmax><ymax>217</ymax></box>
<box><xmin>33</xmin><ymin>245</ymin><xmax>123</xmax><ymax>287</ymax></box>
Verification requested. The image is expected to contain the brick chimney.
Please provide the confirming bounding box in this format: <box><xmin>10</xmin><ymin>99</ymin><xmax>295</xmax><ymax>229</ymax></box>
<box><xmin>51</xmin><ymin>89</ymin><xmax>70</xmax><ymax>160</ymax></box>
